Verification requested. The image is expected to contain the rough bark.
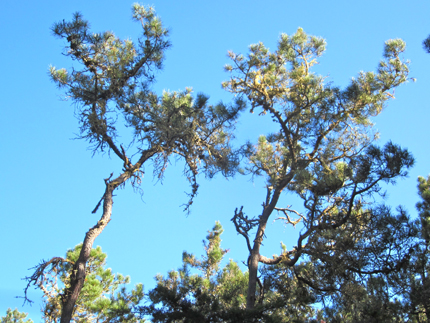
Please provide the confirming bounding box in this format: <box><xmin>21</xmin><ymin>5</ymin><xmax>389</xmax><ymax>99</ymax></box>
<box><xmin>60</xmin><ymin>149</ymin><xmax>158</xmax><ymax>323</ymax></box>
<box><xmin>59</xmin><ymin>174</ymin><xmax>121</xmax><ymax>323</ymax></box>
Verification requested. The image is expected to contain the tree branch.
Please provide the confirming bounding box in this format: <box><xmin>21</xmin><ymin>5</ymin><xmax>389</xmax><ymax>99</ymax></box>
<box><xmin>22</xmin><ymin>257</ymin><xmax>73</xmax><ymax>305</ymax></box>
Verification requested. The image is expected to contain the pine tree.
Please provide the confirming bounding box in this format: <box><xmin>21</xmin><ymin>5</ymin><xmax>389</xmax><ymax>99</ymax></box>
<box><xmin>141</xmin><ymin>222</ymin><xmax>251</xmax><ymax>322</ymax></box>
<box><xmin>0</xmin><ymin>309</ymin><xmax>33</xmax><ymax>323</ymax></box>
<box><xmin>224</xmin><ymin>28</ymin><xmax>414</xmax><ymax>309</ymax></box>
<box><xmin>8</xmin><ymin>246</ymin><xmax>144</xmax><ymax>323</ymax></box>
<box><xmin>38</xmin><ymin>245</ymin><xmax>144</xmax><ymax>323</ymax></box>
<box><xmin>24</xmin><ymin>5</ymin><xmax>243</xmax><ymax>323</ymax></box>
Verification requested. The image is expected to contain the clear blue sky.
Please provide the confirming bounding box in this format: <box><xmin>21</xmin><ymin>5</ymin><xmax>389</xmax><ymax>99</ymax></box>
<box><xmin>1</xmin><ymin>1</ymin><xmax>429</xmax><ymax>321</ymax></box>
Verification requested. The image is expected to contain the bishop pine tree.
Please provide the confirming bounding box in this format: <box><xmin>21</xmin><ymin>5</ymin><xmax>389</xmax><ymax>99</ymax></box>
<box><xmin>223</xmin><ymin>28</ymin><xmax>414</xmax><ymax>309</ymax></box>
<box><xmin>141</xmin><ymin>222</ymin><xmax>249</xmax><ymax>322</ymax></box>
<box><xmin>25</xmin><ymin>5</ymin><xmax>243</xmax><ymax>323</ymax></box>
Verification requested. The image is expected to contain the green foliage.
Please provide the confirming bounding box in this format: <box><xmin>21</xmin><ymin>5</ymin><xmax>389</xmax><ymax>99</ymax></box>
<box><xmin>0</xmin><ymin>309</ymin><xmax>33</xmax><ymax>323</ymax></box>
<box><xmin>399</xmin><ymin>175</ymin><xmax>430</xmax><ymax>322</ymax></box>
<box><xmin>44</xmin><ymin>7</ymin><xmax>424</xmax><ymax>321</ymax></box>
<box><xmin>142</xmin><ymin>223</ymin><xmax>328</xmax><ymax>322</ymax></box>
<box><xmin>49</xmin><ymin>4</ymin><xmax>245</xmax><ymax>210</ymax></box>
<box><xmin>225</xmin><ymin>28</ymin><xmax>411</xmax><ymax>192</ymax></box>
<box><xmin>224</xmin><ymin>27</ymin><xmax>414</xmax><ymax>310</ymax></box>
<box><xmin>259</xmin><ymin>200</ymin><xmax>419</xmax><ymax>322</ymax></box>
<box><xmin>304</xmin><ymin>207</ymin><xmax>416</xmax><ymax>320</ymax></box>
<box><xmin>257</xmin><ymin>264</ymin><xmax>322</xmax><ymax>322</ymax></box>
<box><xmin>323</xmin><ymin>280</ymin><xmax>407</xmax><ymax>323</ymax></box>
<box><xmin>141</xmin><ymin>222</ymin><xmax>252</xmax><ymax>322</ymax></box>
<box><xmin>285</xmin><ymin>175</ymin><xmax>430</xmax><ymax>322</ymax></box>
<box><xmin>417</xmin><ymin>175</ymin><xmax>430</xmax><ymax>242</ymax></box>
<box><xmin>39</xmin><ymin>244</ymin><xmax>144</xmax><ymax>323</ymax></box>
<box><xmin>182</xmin><ymin>221</ymin><xmax>229</xmax><ymax>279</ymax></box>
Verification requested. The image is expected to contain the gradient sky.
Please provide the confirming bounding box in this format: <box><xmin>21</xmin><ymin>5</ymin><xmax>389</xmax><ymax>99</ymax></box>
<box><xmin>1</xmin><ymin>1</ymin><xmax>430</xmax><ymax>321</ymax></box>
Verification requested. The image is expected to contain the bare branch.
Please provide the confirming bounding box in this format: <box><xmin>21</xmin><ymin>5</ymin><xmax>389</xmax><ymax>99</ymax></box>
<box><xmin>22</xmin><ymin>257</ymin><xmax>73</xmax><ymax>305</ymax></box>
<box><xmin>274</xmin><ymin>206</ymin><xmax>306</xmax><ymax>227</ymax></box>
<box><xmin>231</xmin><ymin>207</ymin><xmax>259</xmax><ymax>253</ymax></box>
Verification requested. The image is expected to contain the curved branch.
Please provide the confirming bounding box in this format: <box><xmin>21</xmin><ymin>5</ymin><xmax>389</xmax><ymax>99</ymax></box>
<box><xmin>22</xmin><ymin>257</ymin><xmax>73</xmax><ymax>305</ymax></box>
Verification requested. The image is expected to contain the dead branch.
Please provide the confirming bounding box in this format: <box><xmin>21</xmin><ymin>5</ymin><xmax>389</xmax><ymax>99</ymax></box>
<box><xmin>274</xmin><ymin>206</ymin><xmax>306</xmax><ymax>227</ymax></box>
<box><xmin>231</xmin><ymin>206</ymin><xmax>259</xmax><ymax>253</ymax></box>
<box><xmin>22</xmin><ymin>257</ymin><xmax>73</xmax><ymax>305</ymax></box>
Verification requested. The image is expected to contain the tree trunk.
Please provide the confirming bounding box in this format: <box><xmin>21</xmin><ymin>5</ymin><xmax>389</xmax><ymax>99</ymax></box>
<box><xmin>60</xmin><ymin>172</ymin><xmax>128</xmax><ymax>323</ymax></box>
<box><xmin>246</xmin><ymin>188</ymin><xmax>283</xmax><ymax>309</ymax></box>
<box><xmin>58</xmin><ymin>147</ymin><xmax>159</xmax><ymax>323</ymax></box>
<box><xmin>246</xmin><ymin>227</ymin><xmax>264</xmax><ymax>309</ymax></box>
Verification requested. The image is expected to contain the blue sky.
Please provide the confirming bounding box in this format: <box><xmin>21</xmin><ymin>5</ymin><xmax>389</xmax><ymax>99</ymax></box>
<box><xmin>1</xmin><ymin>0</ymin><xmax>430</xmax><ymax>321</ymax></box>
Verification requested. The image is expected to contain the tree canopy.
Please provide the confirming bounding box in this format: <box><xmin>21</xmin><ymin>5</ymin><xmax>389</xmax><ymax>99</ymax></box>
<box><xmin>1</xmin><ymin>309</ymin><xmax>33</xmax><ymax>323</ymax></box>
<box><xmin>224</xmin><ymin>27</ymin><xmax>414</xmax><ymax>309</ymax></box>
<box><xmin>12</xmin><ymin>3</ymin><xmax>428</xmax><ymax>323</ymax></box>
<box><xmin>24</xmin><ymin>4</ymin><xmax>243</xmax><ymax>323</ymax></box>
